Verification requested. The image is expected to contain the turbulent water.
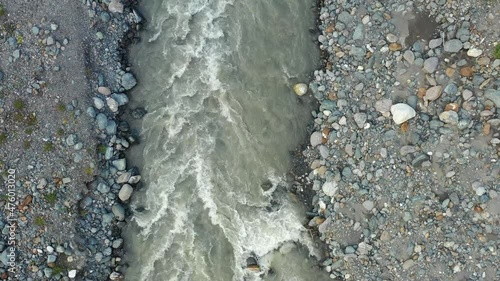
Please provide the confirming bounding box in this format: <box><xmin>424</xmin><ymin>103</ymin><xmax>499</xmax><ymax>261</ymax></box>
<box><xmin>123</xmin><ymin>1</ymin><xmax>327</xmax><ymax>280</ymax></box>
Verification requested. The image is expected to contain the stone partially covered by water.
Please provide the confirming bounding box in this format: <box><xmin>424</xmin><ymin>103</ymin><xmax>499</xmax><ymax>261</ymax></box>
<box><xmin>293</xmin><ymin>83</ymin><xmax>308</xmax><ymax>96</ymax></box>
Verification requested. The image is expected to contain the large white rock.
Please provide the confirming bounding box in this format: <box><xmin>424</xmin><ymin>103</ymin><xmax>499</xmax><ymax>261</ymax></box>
<box><xmin>293</xmin><ymin>83</ymin><xmax>308</xmax><ymax>96</ymax></box>
<box><xmin>322</xmin><ymin>181</ymin><xmax>338</xmax><ymax>197</ymax></box>
<box><xmin>467</xmin><ymin>48</ymin><xmax>482</xmax><ymax>58</ymax></box>
<box><xmin>390</xmin><ymin>103</ymin><xmax>416</xmax><ymax>124</ymax></box>
<box><xmin>310</xmin><ymin>131</ymin><xmax>323</xmax><ymax>147</ymax></box>
<box><xmin>118</xmin><ymin>184</ymin><xmax>133</xmax><ymax>201</ymax></box>
<box><xmin>108</xmin><ymin>0</ymin><xmax>124</xmax><ymax>13</ymax></box>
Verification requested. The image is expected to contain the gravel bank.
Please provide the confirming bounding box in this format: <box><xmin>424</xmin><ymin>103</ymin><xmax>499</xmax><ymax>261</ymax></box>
<box><xmin>0</xmin><ymin>0</ymin><xmax>142</xmax><ymax>280</ymax></box>
<box><xmin>295</xmin><ymin>0</ymin><xmax>500</xmax><ymax>280</ymax></box>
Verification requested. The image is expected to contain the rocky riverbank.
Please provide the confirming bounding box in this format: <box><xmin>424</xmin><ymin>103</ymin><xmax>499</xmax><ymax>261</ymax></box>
<box><xmin>0</xmin><ymin>0</ymin><xmax>142</xmax><ymax>280</ymax></box>
<box><xmin>295</xmin><ymin>0</ymin><xmax>500</xmax><ymax>280</ymax></box>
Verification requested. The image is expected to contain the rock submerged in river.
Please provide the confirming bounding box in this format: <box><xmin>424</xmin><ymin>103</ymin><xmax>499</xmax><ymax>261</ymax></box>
<box><xmin>121</xmin><ymin>73</ymin><xmax>137</xmax><ymax>90</ymax></box>
<box><xmin>390</xmin><ymin>103</ymin><xmax>416</xmax><ymax>124</ymax></box>
<box><xmin>293</xmin><ymin>83</ymin><xmax>308</xmax><ymax>96</ymax></box>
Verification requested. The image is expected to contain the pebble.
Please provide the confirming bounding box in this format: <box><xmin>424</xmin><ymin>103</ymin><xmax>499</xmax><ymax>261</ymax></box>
<box><xmin>112</xmin><ymin>204</ymin><xmax>125</xmax><ymax>221</ymax></box>
<box><xmin>362</xmin><ymin>200</ymin><xmax>374</xmax><ymax>211</ymax></box>
<box><xmin>93</xmin><ymin>97</ymin><xmax>105</xmax><ymax>110</ymax></box>
<box><xmin>107</xmin><ymin>98</ymin><xmax>119</xmax><ymax>112</ymax></box>
<box><xmin>386</xmin><ymin>33</ymin><xmax>398</xmax><ymax>43</ymax></box>
<box><xmin>390</xmin><ymin>103</ymin><xmax>416</xmax><ymax>124</ymax></box>
<box><xmin>467</xmin><ymin>48</ymin><xmax>482</xmax><ymax>57</ymax></box>
<box><xmin>46</xmin><ymin>36</ymin><xmax>55</xmax><ymax>46</ymax></box>
<box><xmin>112</xmin><ymin>159</ymin><xmax>127</xmax><ymax>170</ymax></box>
<box><xmin>429</xmin><ymin>38</ymin><xmax>442</xmax><ymax>49</ymax></box>
<box><xmin>118</xmin><ymin>184</ymin><xmax>133</xmax><ymax>201</ymax></box>
<box><xmin>353</xmin><ymin>113</ymin><xmax>367</xmax><ymax>129</ymax></box>
<box><xmin>108</xmin><ymin>0</ymin><xmax>124</xmax><ymax>13</ymax></box>
<box><xmin>423</xmin><ymin>57</ymin><xmax>439</xmax><ymax>73</ymax></box>
<box><xmin>121</xmin><ymin>73</ymin><xmax>137</xmax><ymax>90</ymax></box>
<box><xmin>425</xmin><ymin>86</ymin><xmax>443</xmax><ymax>102</ymax></box>
<box><xmin>293</xmin><ymin>83</ymin><xmax>308</xmax><ymax>96</ymax></box>
<box><xmin>444</xmin><ymin>39</ymin><xmax>463</xmax><ymax>53</ymax></box>
<box><xmin>322</xmin><ymin>181</ymin><xmax>338</xmax><ymax>197</ymax></box>
<box><xmin>439</xmin><ymin>111</ymin><xmax>459</xmax><ymax>124</ymax></box>
<box><xmin>310</xmin><ymin>132</ymin><xmax>323</xmax><ymax>147</ymax></box>
<box><xmin>68</xmin><ymin>270</ymin><xmax>77</xmax><ymax>279</ymax></box>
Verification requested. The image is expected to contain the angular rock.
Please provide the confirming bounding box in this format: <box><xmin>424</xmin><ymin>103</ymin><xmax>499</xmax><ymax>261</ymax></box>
<box><xmin>322</xmin><ymin>181</ymin><xmax>338</xmax><ymax>197</ymax></box>
<box><xmin>425</xmin><ymin>86</ymin><xmax>443</xmax><ymax>102</ymax></box>
<box><xmin>121</xmin><ymin>73</ymin><xmax>137</xmax><ymax>90</ymax></box>
<box><xmin>107</xmin><ymin>98</ymin><xmax>119</xmax><ymax>112</ymax></box>
<box><xmin>353</xmin><ymin>113</ymin><xmax>367</xmax><ymax>128</ymax></box>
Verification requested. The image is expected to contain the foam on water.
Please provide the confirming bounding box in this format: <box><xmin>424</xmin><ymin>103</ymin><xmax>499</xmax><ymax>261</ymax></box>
<box><xmin>124</xmin><ymin>0</ymin><xmax>326</xmax><ymax>280</ymax></box>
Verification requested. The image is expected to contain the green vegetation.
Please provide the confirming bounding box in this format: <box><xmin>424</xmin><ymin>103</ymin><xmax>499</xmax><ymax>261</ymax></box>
<box><xmin>44</xmin><ymin>192</ymin><xmax>57</xmax><ymax>204</ymax></box>
<box><xmin>16</xmin><ymin>34</ymin><xmax>23</xmax><ymax>45</ymax></box>
<box><xmin>44</xmin><ymin>142</ymin><xmax>54</xmax><ymax>152</ymax></box>
<box><xmin>56</xmin><ymin>128</ymin><xmax>64</xmax><ymax>137</ymax></box>
<box><xmin>26</xmin><ymin>113</ymin><xmax>37</xmax><ymax>126</ymax></box>
<box><xmin>34</xmin><ymin>216</ymin><xmax>46</xmax><ymax>226</ymax></box>
<box><xmin>25</xmin><ymin>128</ymin><xmax>33</xmax><ymax>135</ymax></box>
<box><xmin>13</xmin><ymin>99</ymin><xmax>24</xmax><ymax>110</ymax></box>
<box><xmin>56</xmin><ymin>103</ymin><xmax>66</xmax><ymax>112</ymax></box>
<box><xmin>52</xmin><ymin>264</ymin><xmax>65</xmax><ymax>275</ymax></box>
<box><xmin>494</xmin><ymin>44</ymin><xmax>500</xmax><ymax>60</ymax></box>
<box><xmin>0</xmin><ymin>5</ymin><xmax>5</xmax><ymax>17</ymax></box>
<box><xmin>97</xmin><ymin>144</ymin><xmax>107</xmax><ymax>154</ymax></box>
<box><xmin>23</xmin><ymin>140</ymin><xmax>31</xmax><ymax>149</ymax></box>
<box><xmin>0</xmin><ymin>133</ymin><xmax>6</xmax><ymax>145</ymax></box>
<box><xmin>84</xmin><ymin>166</ymin><xmax>94</xmax><ymax>176</ymax></box>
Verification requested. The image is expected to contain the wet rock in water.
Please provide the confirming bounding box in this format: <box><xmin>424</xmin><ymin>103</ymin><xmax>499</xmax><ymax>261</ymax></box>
<box><xmin>121</xmin><ymin>73</ymin><xmax>137</xmax><ymax>90</ymax></box>
<box><xmin>293</xmin><ymin>83</ymin><xmax>308</xmax><ymax>96</ymax></box>
<box><xmin>112</xmin><ymin>159</ymin><xmax>127</xmax><ymax>170</ymax></box>
<box><xmin>390</xmin><ymin>103</ymin><xmax>416</xmax><ymax>124</ymax></box>
<box><xmin>131</xmin><ymin>107</ymin><xmax>147</xmax><ymax>119</ymax></box>
<box><xmin>444</xmin><ymin>39</ymin><xmax>463</xmax><ymax>53</ymax></box>
<box><xmin>310</xmin><ymin>131</ymin><xmax>323</xmax><ymax>147</ymax></box>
